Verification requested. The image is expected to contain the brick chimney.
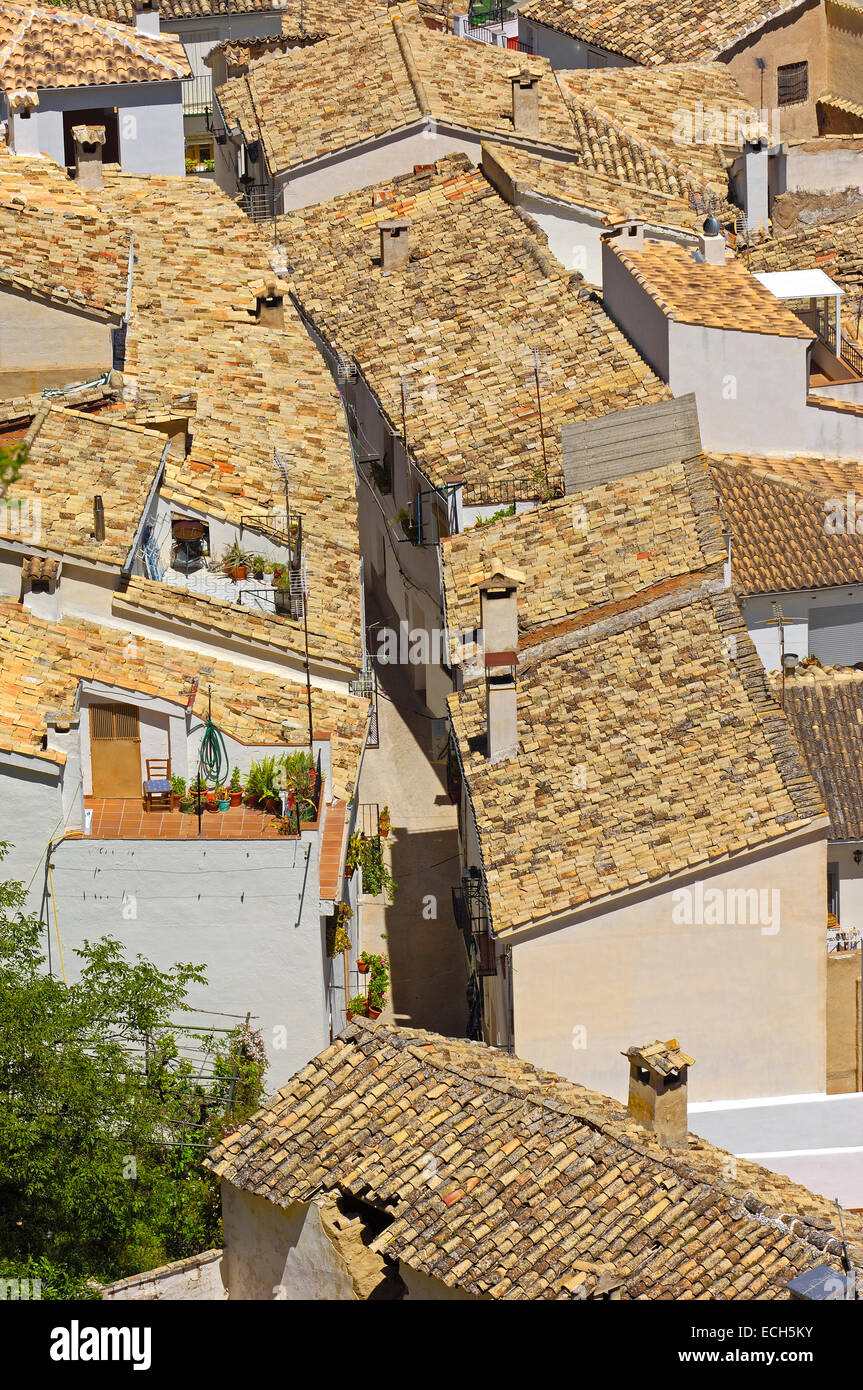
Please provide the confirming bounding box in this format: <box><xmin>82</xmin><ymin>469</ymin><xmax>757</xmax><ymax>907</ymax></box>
<box><xmin>477</xmin><ymin>559</ymin><xmax>525</xmax><ymax>763</ymax></box>
<box><xmin>377</xmin><ymin>219</ymin><xmax>411</xmax><ymax>271</ymax></box>
<box><xmin>696</xmin><ymin>214</ymin><xmax>727</xmax><ymax>266</ymax></box>
<box><xmin>133</xmin><ymin>0</ymin><xmax>161</xmax><ymax>35</ymax></box>
<box><xmin>71</xmin><ymin>125</ymin><xmax>106</xmax><ymax>190</ymax></box>
<box><xmin>509</xmin><ymin>68</ymin><xmax>542</xmax><ymax>137</ymax></box>
<box><xmin>624</xmin><ymin>1039</ymin><xmax>694</xmax><ymax>1149</ymax></box>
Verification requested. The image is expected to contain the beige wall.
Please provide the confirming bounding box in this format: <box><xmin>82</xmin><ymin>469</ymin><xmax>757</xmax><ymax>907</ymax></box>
<box><xmin>726</xmin><ymin>0</ymin><xmax>827</xmax><ymax>141</ymax></box>
<box><xmin>827</xmin><ymin>949</ymin><xmax>862</xmax><ymax>1093</ymax></box>
<box><xmin>0</xmin><ymin>289</ymin><xmax>113</xmax><ymax>398</ymax></box>
<box><xmin>826</xmin><ymin>0</ymin><xmax>863</xmax><ymax>118</ymax></box>
<box><xmin>508</xmin><ymin>831</ymin><xmax>827</xmax><ymax>1103</ymax></box>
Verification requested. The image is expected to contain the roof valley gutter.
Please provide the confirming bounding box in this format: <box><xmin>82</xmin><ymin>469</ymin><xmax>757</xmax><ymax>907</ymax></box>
<box><xmin>121</xmin><ymin>440</ymin><xmax>168</xmax><ymax>575</ymax></box>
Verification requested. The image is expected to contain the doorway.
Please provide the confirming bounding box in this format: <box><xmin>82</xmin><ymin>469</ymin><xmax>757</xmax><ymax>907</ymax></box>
<box><xmin>89</xmin><ymin>702</ymin><xmax>141</xmax><ymax>798</ymax></box>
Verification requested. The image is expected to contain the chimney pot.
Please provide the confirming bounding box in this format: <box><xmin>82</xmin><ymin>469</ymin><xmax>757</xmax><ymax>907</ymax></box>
<box><xmin>696</xmin><ymin>217</ymin><xmax>727</xmax><ymax>266</ymax></box>
<box><xmin>93</xmin><ymin>495</ymin><xmax>106</xmax><ymax>542</ymax></box>
<box><xmin>509</xmin><ymin>68</ymin><xmax>542</xmax><ymax>137</ymax></box>
<box><xmin>71</xmin><ymin>124</ymin><xmax>106</xmax><ymax>189</ymax></box>
<box><xmin>377</xmin><ymin>219</ymin><xmax>411</xmax><ymax>271</ymax></box>
<box><xmin>624</xmin><ymin>1039</ymin><xmax>694</xmax><ymax>1148</ymax></box>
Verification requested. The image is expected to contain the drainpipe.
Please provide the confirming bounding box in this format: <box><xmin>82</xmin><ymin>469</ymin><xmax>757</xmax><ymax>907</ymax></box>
<box><xmin>44</xmin><ymin>831</ymin><xmax>84</xmax><ymax>982</ymax></box>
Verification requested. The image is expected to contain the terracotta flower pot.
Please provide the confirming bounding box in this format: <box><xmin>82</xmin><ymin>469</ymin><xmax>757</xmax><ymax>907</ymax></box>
<box><xmin>229</xmin><ymin>790</ymin><xmax>243</xmax><ymax>807</ymax></box>
<box><xmin>366</xmin><ymin>1006</ymin><xmax>382</xmax><ymax>1020</ymax></box>
<box><xmin>357</xmin><ymin>960</ymin><xmax>369</xmax><ymax>974</ymax></box>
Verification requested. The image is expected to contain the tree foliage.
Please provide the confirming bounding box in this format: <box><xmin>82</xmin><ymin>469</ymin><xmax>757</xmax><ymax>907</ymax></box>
<box><xmin>0</xmin><ymin>844</ymin><xmax>267</xmax><ymax>1294</ymax></box>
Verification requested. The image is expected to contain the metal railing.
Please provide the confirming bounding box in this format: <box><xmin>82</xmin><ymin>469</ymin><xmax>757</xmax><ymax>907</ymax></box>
<box><xmin>813</xmin><ymin>309</ymin><xmax>863</xmax><ymax>379</ymax></box>
<box><xmin>182</xmin><ymin>73</ymin><xmax>213</xmax><ymax>116</ymax></box>
<box><xmin>452</xmin><ymin>879</ymin><xmax>497</xmax><ymax>977</ymax></box>
<box><xmin>461</xmin><ymin>474</ymin><xmax>564</xmax><ymax>508</ymax></box>
<box><xmin>239</xmin><ymin>182</ymin><xmax>274</xmax><ymax>223</ymax></box>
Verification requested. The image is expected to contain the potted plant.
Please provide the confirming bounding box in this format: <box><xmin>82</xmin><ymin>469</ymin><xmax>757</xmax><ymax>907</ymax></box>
<box><xmin>251</xmin><ymin>553</ymin><xmax>266</xmax><ymax>581</ymax></box>
<box><xmin>171</xmin><ymin>775</ymin><xmax>186</xmax><ymax>809</ymax></box>
<box><xmin>359</xmin><ymin>834</ymin><xmax>397</xmax><ymax>903</ymax></box>
<box><xmin>366</xmin><ymin>953</ymin><xmax>390</xmax><ymax>1014</ymax></box>
<box><xmin>215</xmin><ymin>783</ymin><xmax>230</xmax><ymax>811</ymax></box>
<box><xmin>274</xmin><ymin>569</ymin><xmax>292</xmax><ymax>615</ymax></box>
<box><xmin>379</xmin><ymin>805</ymin><xmax>391</xmax><ymax>838</ymax></box>
<box><xmin>223</xmin><ymin>539</ymin><xmax>248</xmax><ymax>581</ymax></box>
<box><xmin>396</xmin><ymin>507</ymin><xmax>419</xmax><ymax>544</ymax></box>
<box><xmin>346</xmin><ymin>994</ymin><xmax>367</xmax><ymax>1021</ymax></box>
<box><xmin>357</xmin><ymin>950</ymin><xmax>371</xmax><ymax>975</ymax></box>
<box><xmin>345</xmin><ymin>831</ymin><xmax>363</xmax><ymax>878</ymax></box>
<box><xmin>228</xmin><ymin>766</ymin><xmax>243</xmax><ymax>807</ymax></box>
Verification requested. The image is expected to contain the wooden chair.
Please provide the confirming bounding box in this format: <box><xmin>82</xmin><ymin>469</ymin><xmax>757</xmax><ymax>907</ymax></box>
<box><xmin>143</xmin><ymin>758</ymin><xmax>174</xmax><ymax>813</ymax></box>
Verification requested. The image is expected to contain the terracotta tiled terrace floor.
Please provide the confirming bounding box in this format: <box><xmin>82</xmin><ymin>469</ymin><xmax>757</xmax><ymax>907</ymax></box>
<box><xmin>84</xmin><ymin>797</ymin><xmax>285</xmax><ymax>840</ymax></box>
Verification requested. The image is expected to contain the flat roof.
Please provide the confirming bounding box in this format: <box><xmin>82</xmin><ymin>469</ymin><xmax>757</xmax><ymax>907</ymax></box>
<box><xmin>753</xmin><ymin>268</ymin><xmax>844</xmax><ymax>299</ymax></box>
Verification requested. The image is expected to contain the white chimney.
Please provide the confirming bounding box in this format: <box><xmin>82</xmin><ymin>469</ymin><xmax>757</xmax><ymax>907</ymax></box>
<box><xmin>71</xmin><ymin>125</ymin><xmax>106</xmax><ymax>189</ymax></box>
<box><xmin>477</xmin><ymin>559</ymin><xmax>525</xmax><ymax>764</ymax></box>
<box><xmin>742</xmin><ymin>137</ymin><xmax>769</xmax><ymax>234</ymax></box>
<box><xmin>696</xmin><ymin>215</ymin><xmax>727</xmax><ymax>266</ymax></box>
<box><xmin>133</xmin><ymin>0</ymin><xmax>161</xmax><ymax>34</ymax></box>
<box><xmin>7</xmin><ymin>91</ymin><xmax>40</xmax><ymax>156</ymax></box>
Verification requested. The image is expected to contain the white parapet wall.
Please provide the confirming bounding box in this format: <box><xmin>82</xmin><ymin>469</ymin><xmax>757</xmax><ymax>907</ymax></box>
<box><xmin>689</xmin><ymin>1091</ymin><xmax>863</xmax><ymax>1209</ymax></box>
<box><xmin>102</xmin><ymin>1249</ymin><xmax>226</xmax><ymax>1300</ymax></box>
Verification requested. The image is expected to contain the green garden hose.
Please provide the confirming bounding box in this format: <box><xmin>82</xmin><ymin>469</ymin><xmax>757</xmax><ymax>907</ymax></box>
<box><xmin>198</xmin><ymin>715</ymin><xmax>229</xmax><ymax>788</ymax></box>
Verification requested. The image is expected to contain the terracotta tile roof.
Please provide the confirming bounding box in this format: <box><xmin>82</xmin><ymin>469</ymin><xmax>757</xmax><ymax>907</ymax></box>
<box><xmin>443</xmin><ymin>456</ymin><xmax>726</xmax><ymax>640</ymax></box>
<box><xmin>81</xmin><ymin>169</ymin><xmax>363</xmax><ymax>671</ymax></box>
<box><xmin>114</xmin><ymin>571</ymin><xmax>355</xmax><ymax>671</ymax></box>
<box><xmin>775</xmin><ymin>664</ymin><xmax>863</xmax><ymax>840</ymax></box>
<box><xmin>0</xmin><ymin>597</ymin><xmax>368</xmax><ymax>792</ymax></box>
<box><xmin>0</xmin><ymin>153</ymin><xmax>128</xmax><ymax>321</ymax></box>
<box><xmin>817</xmin><ymin>91</ymin><xmax>863</xmax><ymax>121</ymax></box>
<box><xmin>0</xmin><ymin>404</ymin><xmax>165</xmax><ymax>566</ymax></box>
<box><xmin>518</xmin><ymin>0</ymin><xmax>808</xmax><ymax>65</ymax></box>
<box><xmin>206</xmin><ymin>1019</ymin><xmax>862</xmax><ymax>1299</ymax></box>
<box><xmin>608</xmin><ymin>235</ymin><xmax>817</xmax><ymax>337</ymax></box>
<box><xmin>216</xmin><ymin>7</ymin><xmax>577</xmax><ymax>174</ymax></box>
<box><xmin>709</xmin><ymin>454</ymin><xmax>863</xmax><ymax>595</ymax></box>
<box><xmin>0</xmin><ymin>1</ymin><xmax>191</xmax><ymax>91</ymax></box>
<box><xmin>68</xmin><ymin>0</ymin><xmax>291</xmax><ymax>20</ymax></box>
<box><xmin>279</xmin><ymin>155</ymin><xmax>668</xmax><ymax>493</ymax></box>
<box><xmin>20</xmin><ymin>553</ymin><xmax>57</xmax><ymax>582</ymax></box>
<box><xmin>450</xmin><ymin>589</ymin><xmax>822</xmax><ymax>932</ymax></box>
<box><xmin>481</xmin><ymin>141</ymin><xmax>703</xmax><ymax>233</ymax></box>
<box><xmin>558</xmin><ymin>62</ymin><xmax>755</xmax><ymax>196</ymax></box>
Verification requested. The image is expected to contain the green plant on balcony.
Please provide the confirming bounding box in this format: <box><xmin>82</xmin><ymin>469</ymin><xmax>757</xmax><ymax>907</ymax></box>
<box><xmin>396</xmin><ymin>507</ymin><xmax>419</xmax><ymax>544</ymax></box>
<box><xmin>244</xmin><ymin>755</ymin><xmax>281</xmax><ymax>810</ymax></box>
<box><xmin>359</xmin><ymin>834</ymin><xmax>396</xmax><ymax>902</ymax></box>
<box><xmin>346</xmin><ymin>831</ymin><xmax>363</xmax><ymax>877</ymax></box>
<box><xmin>473</xmin><ymin>503</ymin><xmax>515</xmax><ymax>528</ymax></box>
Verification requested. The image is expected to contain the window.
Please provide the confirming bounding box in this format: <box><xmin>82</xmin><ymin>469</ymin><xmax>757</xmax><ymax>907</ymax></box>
<box><xmin>778</xmin><ymin>61</ymin><xmax>808</xmax><ymax>107</ymax></box>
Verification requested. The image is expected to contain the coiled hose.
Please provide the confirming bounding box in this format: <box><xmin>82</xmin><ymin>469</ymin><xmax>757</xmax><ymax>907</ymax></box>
<box><xmin>199</xmin><ymin>716</ymin><xmax>229</xmax><ymax>788</ymax></box>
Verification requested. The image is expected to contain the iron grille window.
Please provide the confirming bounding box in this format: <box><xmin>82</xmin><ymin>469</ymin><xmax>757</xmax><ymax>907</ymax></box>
<box><xmin>777</xmin><ymin>61</ymin><xmax>808</xmax><ymax>107</ymax></box>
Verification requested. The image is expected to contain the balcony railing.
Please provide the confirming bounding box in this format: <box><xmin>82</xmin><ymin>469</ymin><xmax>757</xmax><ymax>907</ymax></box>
<box><xmin>182</xmin><ymin>73</ymin><xmax>213</xmax><ymax>116</ymax></box>
<box><xmin>452</xmin><ymin>881</ymin><xmax>497</xmax><ymax>976</ymax></box>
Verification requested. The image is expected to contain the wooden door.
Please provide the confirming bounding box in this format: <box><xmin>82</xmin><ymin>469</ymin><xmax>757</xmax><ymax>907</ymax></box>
<box><xmin>89</xmin><ymin>703</ymin><xmax>141</xmax><ymax>798</ymax></box>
